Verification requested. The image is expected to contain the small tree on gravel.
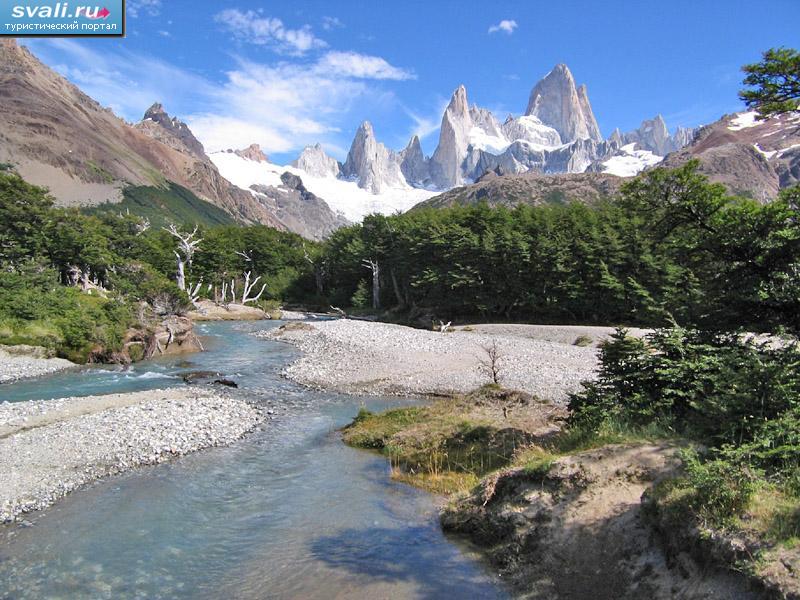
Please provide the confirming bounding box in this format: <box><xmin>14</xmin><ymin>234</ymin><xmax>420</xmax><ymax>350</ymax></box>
<box><xmin>478</xmin><ymin>341</ymin><xmax>504</xmax><ymax>385</ymax></box>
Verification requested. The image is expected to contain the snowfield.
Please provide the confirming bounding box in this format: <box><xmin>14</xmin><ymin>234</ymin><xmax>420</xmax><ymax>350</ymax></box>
<box><xmin>601</xmin><ymin>143</ymin><xmax>663</xmax><ymax>177</ymax></box>
<box><xmin>728</xmin><ymin>111</ymin><xmax>760</xmax><ymax>131</ymax></box>
<box><xmin>210</xmin><ymin>152</ymin><xmax>437</xmax><ymax>223</ymax></box>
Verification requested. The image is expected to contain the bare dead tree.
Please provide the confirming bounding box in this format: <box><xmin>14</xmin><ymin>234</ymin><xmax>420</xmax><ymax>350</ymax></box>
<box><xmin>164</xmin><ymin>224</ymin><xmax>202</xmax><ymax>291</ymax></box>
<box><xmin>438</xmin><ymin>320</ymin><xmax>452</xmax><ymax>333</ymax></box>
<box><xmin>330</xmin><ymin>305</ymin><xmax>348</xmax><ymax>319</ymax></box>
<box><xmin>361</xmin><ymin>258</ymin><xmax>380</xmax><ymax>310</ymax></box>
<box><xmin>235</xmin><ymin>249</ymin><xmax>253</xmax><ymax>262</ymax></box>
<box><xmin>186</xmin><ymin>279</ymin><xmax>203</xmax><ymax>307</ymax></box>
<box><xmin>477</xmin><ymin>341</ymin><xmax>504</xmax><ymax>385</ymax></box>
<box><xmin>241</xmin><ymin>271</ymin><xmax>267</xmax><ymax>304</ymax></box>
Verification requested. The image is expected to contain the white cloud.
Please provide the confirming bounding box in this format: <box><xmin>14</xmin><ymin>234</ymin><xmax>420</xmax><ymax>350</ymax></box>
<box><xmin>321</xmin><ymin>16</ymin><xmax>344</xmax><ymax>31</ymax></box>
<box><xmin>214</xmin><ymin>9</ymin><xmax>326</xmax><ymax>55</ymax></box>
<box><xmin>317</xmin><ymin>51</ymin><xmax>414</xmax><ymax>81</ymax></box>
<box><xmin>23</xmin><ymin>41</ymin><xmax>415</xmax><ymax>159</ymax></box>
<box><xmin>488</xmin><ymin>19</ymin><xmax>518</xmax><ymax>35</ymax></box>
<box><xmin>127</xmin><ymin>0</ymin><xmax>161</xmax><ymax>18</ymax></box>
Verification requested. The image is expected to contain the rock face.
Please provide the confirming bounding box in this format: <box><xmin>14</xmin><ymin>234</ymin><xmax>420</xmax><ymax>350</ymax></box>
<box><xmin>291</xmin><ymin>143</ymin><xmax>341</xmax><ymax>178</ymax></box>
<box><xmin>525</xmin><ymin>64</ymin><xmax>603</xmax><ymax>143</ymax></box>
<box><xmin>232</xmin><ymin>143</ymin><xmax>269</xmax><ymax>163</ymax></box>
<box><xmin>248</xmin><ymin>171</ymin><xmax>349</xmax><ymax>240</ymax></box>
<box><xmin>136</xmin><ymin>102</ymin><xmax>206</xmax><ymax>159</ymax></box>
<box><xmin>399</xmin><ymin>135</ymin><xmax>430</xmax><ymax>186</ymax></box>
<box><xmin>430</xmin><ymin>85</ymin><xmax>473</xmax><ymax>188</ymax></box>
<box><xmin>341</xmin><ymin>121</ymin><xmax>408</xmax><ymax>193</ymax></box>
<box><xmin>152</xmin><ymin>316</ymin><xmax>203</xmax><ymax>356</ymax></box>
<box><xmin>660</xmin><ymin>110</ymin><xmax>800</xmax><ymax>202</ymax></box>
<box><xmin>620</xmin><ymin>115</ymin><xmax>696</xmax><ymax>156</ymax></box>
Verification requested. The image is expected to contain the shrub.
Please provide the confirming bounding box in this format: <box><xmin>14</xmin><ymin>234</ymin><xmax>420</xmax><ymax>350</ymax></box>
<box><xmin>682</xmin><ymin>449</ymin><xmax>757</xmax><ymax>527</ymax></box>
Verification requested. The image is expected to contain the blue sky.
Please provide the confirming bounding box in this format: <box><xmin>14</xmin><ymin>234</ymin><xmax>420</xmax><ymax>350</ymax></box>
<box><xmin>23</xmin><ymin>0</ymin><xmax>800</xmax><ymax>164</ymax></box>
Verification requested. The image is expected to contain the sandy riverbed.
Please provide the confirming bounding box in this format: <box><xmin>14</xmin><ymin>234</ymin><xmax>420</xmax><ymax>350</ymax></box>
<box><xmin>0</xmin><ymin>387</ymin><xmax>263</xmax><ymax>522</ymax></box>
<box><xmin>261</xmin><ymin>320</ymin><xmax>634</xmax><ymax>402</ymax></box>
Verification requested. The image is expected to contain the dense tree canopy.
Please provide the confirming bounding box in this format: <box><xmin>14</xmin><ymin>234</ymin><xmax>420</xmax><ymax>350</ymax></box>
<box><xmin>319</xmin><ymin>162</ymin><xmax>800</xmax><ymax>333</ymax></box>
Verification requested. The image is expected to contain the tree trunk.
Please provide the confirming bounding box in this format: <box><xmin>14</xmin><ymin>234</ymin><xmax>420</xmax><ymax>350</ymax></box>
<box><xmin>372</xmin><ymin>261</ymin><xmax>381</xmax><ymax>310</ymax></box>
<box><xmin>175</xmin><ymin>256</ymin><xmax>186</xmax><ymax>291</ymax></box>
<box><xmin>390</xmin><ymin>267</ymin><xmax>404</xmax><ymax>308</ymax></box>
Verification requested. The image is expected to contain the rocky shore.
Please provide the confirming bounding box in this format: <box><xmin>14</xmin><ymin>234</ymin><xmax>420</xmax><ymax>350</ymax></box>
<box><xmin>0</xmin><ymin>387</ymin><xmax>263</xmax><ymax>522</ymax></box>
<box><xmin>0</xmin><ymin>345</ymin><xmax>75</xmax><ymax>384</ymax></box>
<box><xmin>261</xmin><ymin>319</ymin><xmax>602</xmax><ymax>403</ymax></box>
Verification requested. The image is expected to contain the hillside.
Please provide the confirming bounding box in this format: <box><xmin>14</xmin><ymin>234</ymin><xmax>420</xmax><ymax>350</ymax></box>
<box><xmin>0</xmin><ymin>39</ymin><xmax>285</xmax><ymax>230</ymax></box>
<box><xmin>417</xmin><ymin>170</ymin><xmax>623</xmax><ymax>209</ymax></box>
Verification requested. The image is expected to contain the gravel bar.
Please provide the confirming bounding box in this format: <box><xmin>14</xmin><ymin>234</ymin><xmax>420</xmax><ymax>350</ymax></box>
<box><xmin>0</xmin><ymin>387</ymin><xmax>263</xmax><ymax>523</ymax></box>
<box><xmin>261</xmin><ymin>320</ymin><xmax>601</xmax><ymax>402</ymax></box>
<box><xmin>0</xmin><ymin>348</ymin><xmax>74</xmax><ymax>384</ymax></box>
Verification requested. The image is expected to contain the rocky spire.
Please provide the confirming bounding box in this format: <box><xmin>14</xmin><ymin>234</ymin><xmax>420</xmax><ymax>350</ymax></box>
<box><xmin>430</xmin><ymin>85</ymin><xmax>474</xmax><ymax>188</ymax></box>
<box><xmin>399</xmin><ymin>135</ymin><xmax>430</xmax><ymax>186</ymax></box>
<box><xmin>342</xmin><ymin>121</ymin><xmax>407</xmax><ymax>193</ymax></box>
<box><xmin>291</xmin><ymin>143</ymin><xmax>341</xmax><ymax>178</ymax></box>
<box><xmin>621</xmin><ymin>115</ymin><xmax>697</xmax><ymax>156</ymax></box>
<box><xmin>525</xmin><ymin>64</ymin><xmax>603</xmax><ymax>143</ymax></box>
<box><xmin>138</xmin><ymin>102</ymin><xmax>206</xmax><ymax>159</ymax></box>
<box><xmin>232</xmin><ymin>143</ymin><xmax>269</xmax><ymax>163</ymax></box>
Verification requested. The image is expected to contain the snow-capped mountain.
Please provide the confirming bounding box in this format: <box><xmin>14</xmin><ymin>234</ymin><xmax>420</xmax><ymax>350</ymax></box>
<box><xmin>210</xmin><ymin>149</ymin><xmax>436</xmax><ymax>224</ymax></box>
<box><xmin>213</xmin><ymin>62</ymin><xmax>699</xmax><ymax>224</ymax></box>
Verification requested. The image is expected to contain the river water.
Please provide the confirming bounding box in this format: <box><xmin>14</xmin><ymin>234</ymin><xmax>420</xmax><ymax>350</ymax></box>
<box><xmin>0</xmin><ymin>320</ymin><xmax>506</xmax><ymax>599</ymax></box>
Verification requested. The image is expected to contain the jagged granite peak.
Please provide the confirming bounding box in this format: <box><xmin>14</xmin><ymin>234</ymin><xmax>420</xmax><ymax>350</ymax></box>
<box><xmin>291</xmin><ymin>143</ymin><xmax>341</xmax><ymax>178</ymax></box>
<box><xmin>399</xmin><ymin>135</ymin><xmax>430</xmax><ymax>186</ymax></box>
<box><xmin>430</xmin><ymin>85</ymin><xmax>474</xmax><ymax>188</ymax></box>
<box><xmin>230</xmin><ymin>143</ymin><xmax>269</xmax><ymax>163</ymax></box>
<box><xmin>342</xmin><ymin>121</ymin><xmax>407</xmax><ymax>193</ymax></box>
<box><xmin>525</xmin><ymin>64</ymin><xmax>603</xmax><ymax>143</ymax></box>
<box><xmin>137</xmin><ymin>102</ymin><xmax>206</xmax><ymax>159</ymax></box>
<box><xmin>672</xmin><ymin>126</ymin><xmax>697</xmax><ymax>149</ymax></box>
<box><xmin>621</xmin><ymin>115</ymin><xmax>697</xmax><ymax>156</ymax></box>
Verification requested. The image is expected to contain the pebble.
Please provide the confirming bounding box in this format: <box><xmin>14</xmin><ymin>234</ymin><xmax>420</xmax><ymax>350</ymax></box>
<box><xmin>0</xmin><ymin>387</ymin><xmax>264</xmax><ymax>523</ymax></box>
<box><xmin>258</xmin><ymin>319</ymin><xmax>600</xmax><ymax>403</ymax></box>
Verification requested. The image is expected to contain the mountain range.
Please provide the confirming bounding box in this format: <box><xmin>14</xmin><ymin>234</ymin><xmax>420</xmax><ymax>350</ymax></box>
<box><xmin>1</xmin><ymin>38</ymin><xmax>799</xmax><ymax>240</ymax></box>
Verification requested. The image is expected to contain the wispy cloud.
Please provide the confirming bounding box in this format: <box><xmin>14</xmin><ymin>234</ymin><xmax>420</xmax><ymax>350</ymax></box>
<box><xmin>127</xmin><ymin>0</ymin><xmax>161</xmax><ymax>18</ymax></box>
<box><xmin>318</xmin><ymin>51</ymin><xmax>414</xmax><ymax>80</ymax></box>
<box><xmin>488</xmin><ymin>19</ymin><xmax>518</xmax><ymax>35</ymax></box>
<box><xmin>23</xmin><ymin>40</ymin><xmax>416</xmax><ymax>158</ymax></box>
<box><xmin>399</xmin><ymin>96</ymin><xmax>449</xmax><ymax>148</ymax></box>
<box><xmin>214</xmin><ymin>9</ymin><xmax>326</xmax><ymax>55</ymax></box>
<box><xmin>321</xmin><ymin>16</ymin><xmax>344</xmax><ymax>31</ymax></box>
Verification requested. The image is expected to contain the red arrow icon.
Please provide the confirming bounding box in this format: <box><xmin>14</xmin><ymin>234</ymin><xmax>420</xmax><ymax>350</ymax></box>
<box><xmin>87</xmin><ymin>7</ymin><xmax>110</xmax><ymax>19</ymax></box>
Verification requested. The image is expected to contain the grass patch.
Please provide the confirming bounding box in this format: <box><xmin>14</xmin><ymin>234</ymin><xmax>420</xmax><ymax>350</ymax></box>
<box><xmin>573</xmin><ymin>334</ymin><xmax>594</xmax><ymax>347</ymax></box>
<box><xmin>86</xmin><ymin>182</ymin><xmax>235</xmax><ymax>228</ymax></box>
<box><xmin>343</xmin><ymin>393</ymin><xmax>539</xmax><ymax>494</ymax></box>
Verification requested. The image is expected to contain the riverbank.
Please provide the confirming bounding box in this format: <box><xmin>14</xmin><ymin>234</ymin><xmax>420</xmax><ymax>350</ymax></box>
<box><xmin>262</xmin><ymin>319</ymin><xmax>605</xmax><ymax>402</ymax></box>
<box><xmin>0</xmin><ymin>345</ymin><xmax>75</xmax><ymax>384</ymax></box>
<box><xmin>0</xmin><ymin>387</ymin><xmax>263</xmax><ymax>522</ymax></box>
<box><xmin>343</xmin><ymin>390</ymin><xmax>774</xmax><ymax>599</ymax></box>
